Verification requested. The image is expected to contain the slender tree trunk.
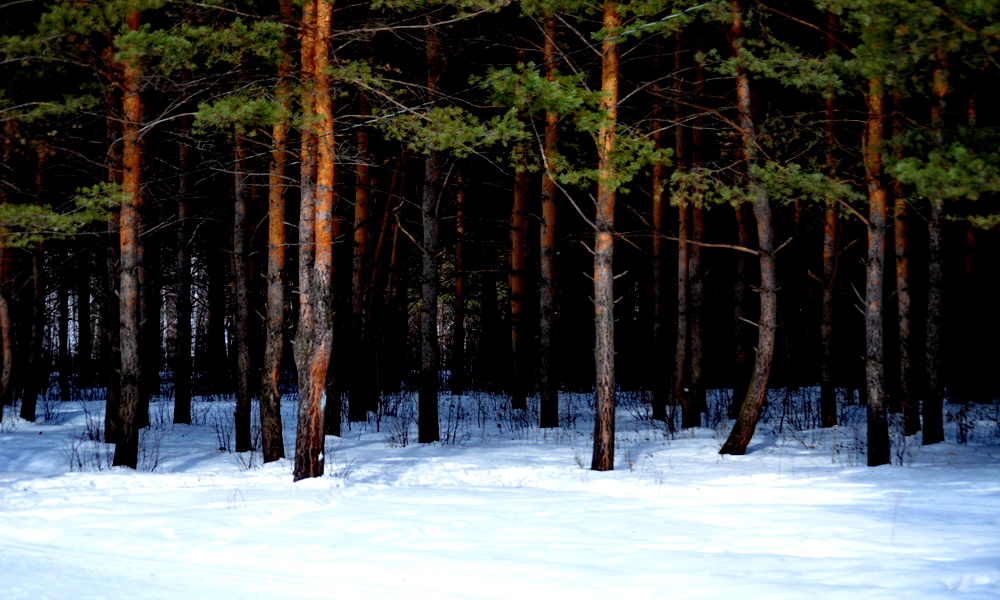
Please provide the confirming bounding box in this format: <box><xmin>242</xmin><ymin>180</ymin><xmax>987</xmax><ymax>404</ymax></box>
<box><xmin>113</xmin><ymin>8</ymin><xmax>144</xmax><ymax>468</ymax></box>
<box><xmin>730</xmin><ymin>203</ymin><xmax>753</xmax><ymax>419</ymax></box>
<box><xmin>349</xmin><ymin>93</ymin><xmax>374</xmax><ymax>423</ymax></box>
<box><xmin>0</xmin><ymin>124</ymin><xmax>12</xmax><ymax>412</ymax></box>
<box><xmin>720</xmin><ymin>0</ymin><xmax>779</xmax><ymax>456</ymax></box>
<box><xmin>863</xmin><ymin>77</ymin><xmax>890</xmax><ymax>466</ymax></box>
<box><xmin>293</xmin><ymin>0</ymin><xmax>334</xmax><ymax>480</ymax></box>
<box><xmin>233</xmin><ymin>130</ymin><xmax>253</xmax><ymax>452</ymax></box>
<box><xmin>451</xmin><ymin>172</ymin><xmax>467</xmax><ymax>396</ymax></box>
<box><xmin>672</xmin><ymin>32</ymin><xmax>698</xmax><ymax>429</ymax></box>
<box><xmin>174</xmin><ymin>115</ymin><xmax>193</xmax><ymax>425</ymax></box>
<box><xmin>418</xmin><ymin>17</ymin><xmax>443</xmax><ymax>444</ymax></box>
<box><xmin>22</xmin><ymin>143</ymin><xmax>51</xmax><ymax>422</ymax></box>
<box><xmin>819</xmin><ymin>90</ymin><xmax>839</xmax><ymax>428</ymax></box>
<box><xmin>591</xmin><ymin>0</ymin><xmax>620</xmax><ymax>472</ymax></box>
<box><xmin>650</xmin><ymin>48</ymin><xmax>668</xmax><ymax>423</ymax></box>
<box><xmin>260</xmin><ymin>0</ymin><xmax>291</xmax><ymax>462</ymax></box>
<box><xmin>891</xmin><ymin>93</ymin><xmax>918</xmax><ymax>436</ymax></box>
<box><xmin>688</xmin><ymin>62</ymin><xmax>707</xmax><ymax>416</ymax></box>
<box><xmin>923</xmin><ymin>53</ymin><xmax>948</xmax><ymax>446</ymax></box>
<box><xmin>538</xmin><ymin>15</ymin><xmax>559</xmax><ymax>429</ymax></box>
<box><xmin>509</xmin><ymin>135</ymin><xmax>530</xmax><ymax>411</ymax></box>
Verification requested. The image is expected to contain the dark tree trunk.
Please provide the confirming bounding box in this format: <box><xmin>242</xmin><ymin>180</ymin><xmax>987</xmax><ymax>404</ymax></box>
<box><xmin>174</xmin><ymin>115</ymin><xmax>193</xmax><ymax>425</ymax></box>
<box><xmin>509</xmin><ymin>148</ymin><xmax>530</xmax><ymax>411</ymax></box>
<box><xmin>58</xmin><ymin>259</ymin><xmax>71</xmax><ymax>402</ymax></box>
<box><xmin>820</xmin><ymin>91</ymin><xmax>839</xmax><ymax>428</ymax></box>
<box><xmin>923</xmin><ymin>54</ymin><xmax>948</xmax><ymax>446</ymax></box>
<box><xmin>650</xmin><ymin>47</ymin><xmax>668</xmax><ymax>423</ymax></box>
<box><xmin>591</xmin><ymin>0</ymin><xmax>619</xmax><ymax>472</ymax></box>
<box><xmin>75</xmin><ymin>251</ymin><xmax>92</xmax><ymax>388</ymax></box>
<box><xmin>113</xmin><ymin>8</ymin><xmax>144</xmax><ymax>468</ymax></box>
<box><xmin>538</xmin><ymin>15</ymin><xmax>559</xmax><ymax>429</ymax></box>
<box><xmin>418</xmin><ymin>17</ymin><xmax>443</xmax><ymax>444</ymax></box>
<box><xmin>451</xmin><ymin>173</ymin><xmax>467</xmax><ymax>396</ymax></box>
<box><xmin>349</xmin><ymin>93</ymin><xmax>375</xmax><ymax>423</ymax></box>
<box><xmin>259</xmin><ymin>0</ymin><xmax>291</xmax><ymax>462</ymax></box>
<box><xmin>419</xmin><ymin>150</ymin><xmax>441</xmax><ymax>444</ymax></box>
<box><xmin>863</xmin><ymin>78</ymin><xmax>890</xmax><ymax>467</ymax></box>
<box><xmin>891</xmin><ymin>93</ymin><xmax>918</xmax><ymax>436</ymax></box>
<box><xmin>720</xmin><ymin>0</ymin><xmax>779</xmax><ymax>456</ymax></box>
<box><xmin>233</xmin><ymin>131</ymin><xmax>253</xmax><ymax>453</ymax></box>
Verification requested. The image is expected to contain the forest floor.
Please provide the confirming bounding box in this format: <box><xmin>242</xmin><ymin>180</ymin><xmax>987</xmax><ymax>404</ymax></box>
<box><xmin>1</xmin><ymin>387</ymin><xmax>999</xmax><ymax>599</ymax></box>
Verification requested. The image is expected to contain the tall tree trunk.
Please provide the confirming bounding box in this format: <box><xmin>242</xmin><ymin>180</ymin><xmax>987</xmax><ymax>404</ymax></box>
<box><xmin>922</xmin><ymin>53</ymin><xmax>948</xmax><ymax>446</ymax></box>
<box><xmin>451</xmin><ymin>172</ymin><xmax>467</xmax><ymax>396</ymax></box>
<box><xmin>174</xmin><ymin>115</ymin><xmax>193</xmax><ymax>425</ymax></box>
<box><xmin>101</xmin><ymin>63</ymin><xmax>123</xmax><ymax>442</ymax></box>
<box><xmin>819</xmin><ymin>89</ymin><xmax>839</xmax><ymax>428</ymax></box>
<box><xmin>538</xmin><ymin>15</ymin><xmax>559</xmax><ymax>429</ymax></box>
<box><xmin>591</xmin><ymin>0</ymin><xmax>620</xmax><ymax>472</ymax></box>
<box><xmin>260</xmin><ymin>0</ymin><xmax>291</xmax><ymax>462</ymax></box>
<box><xmin>650</xmin><ymin>47</ymin><xmax>668</xmax><ymax>423</ymax></box>
<box><xmin>418</xmin><ymin>17</ymin><xmax>443</xmax><ymax>444</ymax></box>
<box><xmin>113</xmin><ymin>8</ymin><xmax>144</xmax><ymax>468</ymax></box>
<box><xmin>720</xmin><ymin>0</ymin><xmax>779</xmax><ymax>456</ymax></box>
<box><xmin>349</xmin><ymin>93</ymin><xmax>375</xmax><ymax>423</ymax></box>
<box><xmin>509</xmin><ymin>129</ymin><xmax>530</xmax><ymax>411</ymax></box>
<box><xmin>293</xmin><ymin>0</ymin><xmax>334</xmax><ymax>480</ymax></box>
<box><xmin>672</xmin><ymin>31</ymin><xmax>698</xmax><ymax>429</ymax></box>
<box><xmin>21</xmin><ymin>143</ymin><xmax>50</xmax><ymax>422</ymax></box>
<box><xmin>233</xmin><ymin>130</ymin><xmax>253</xmax><ymax>453</ymax></box>
<box><xmin>0</xmin><ymin>123</ymin><xmax>13</xmax><ymax>412</ymax></box>
<box><xmin>687</xmin><ymin>62</ymin><xmax>707</xmax><ymax>416</ymax></box>
<box><xmin>891</xmin><ymin>93</ymin><xmax>918</xmax><ymax>436</ymax></box>
<box><xmin>730</xmin><ymin>203</ymin><xmax>753</xmax><ymax>419</ymax></box>
<box><xmin>863</xmin><ymin>77</ymin><xmax>890</xmax><ymax>466</ymax></box>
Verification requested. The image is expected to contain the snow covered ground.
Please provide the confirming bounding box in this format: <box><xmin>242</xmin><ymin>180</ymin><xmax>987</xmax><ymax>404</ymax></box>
<box><xmin>1</xmin><ymin>388</ymin><xmax>999</xmax><ymax>599</ymax></box>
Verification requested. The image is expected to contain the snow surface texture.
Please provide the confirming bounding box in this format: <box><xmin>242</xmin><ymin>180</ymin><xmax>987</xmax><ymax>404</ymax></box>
<box><xmin>1</xmin><ymin>389</ymin><xmax>999</xmax><ymax>599</ymax></box>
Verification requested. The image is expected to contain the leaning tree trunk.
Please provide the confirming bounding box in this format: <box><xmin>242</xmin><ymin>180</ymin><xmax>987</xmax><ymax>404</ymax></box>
<box><xmin>113</xmin><ymin>8</ymin><xmax>144</xmax><ymax>468</ymax></box>
<box><xmin>720</xmin><ymin>0</ymin><xmax>779</xmax><ymax>456</ymax></box>
<box><xmin>538</xmin><ymin>15</ymin><xmax>559</xmax><ymax>429</ymax></box>
<box><xmin>591</xmin><ymin>0</ymin><xmax>620</xmax><ymax>472</ymax></box>
<box><xmin>863</xmin><ymin>77</ymin><xmax>890</xmax><ymax>467</ymax></box>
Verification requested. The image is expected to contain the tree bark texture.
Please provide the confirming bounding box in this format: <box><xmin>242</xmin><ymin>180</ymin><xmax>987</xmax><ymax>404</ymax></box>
<box><xmin>720</xmin><ymin>0</ymin><xmax>779</xmax><ymax>456</ymax></box>
<box><xmin>113</xmin><ymin>8</ymin><xmax>144</xmax><ymax>468</ymax></box>
<box><xmin>538</xmin><ymin>15</ymin><xmax>559</xmax><ymax>429</ymax></box>
<box><xmin>820</xmin><ymin>92</ymin><xmax>838</xmax><ymax>428</ymax></box>
<box><xmin>509</xmin><ymin>150</ymin><xmax>530</xmax><ymax>411</ymax></box>
<box><xmin>293</xmin><ymin>0</ymin><xmax>334</xmax><ymax>481</ymax></box>
<box><xmin>418</xmin><ymin>17</ymin><xmax>443</xmax><ymax>444</ymax></box>
<box><xmin>233</xmin><ymin>131</ymin><xmax>253</xmax><ymax>453</ymax></box>
<box><xmin>260</xmin><ymin>0</ymin><xmax>292</xmax><ymax>462</ymax></box>
<box><xmin>591</xmin><ymin>0</ymin><xmax>619</xmax><ymax>472</ymax></box>
<box><xmin>650</xmin><ymin>48</ymin><xmax>668</xmax><ymax>423</ymax></box>
<box><xmin>863</xmin><ymin>78</ymin><xmax>890</xmax><ymax>467</ymax></box>
<box><xmin>174</xmin><ymin>115</ymin><xmax>193</xmax><ymax>425</ymax></box>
